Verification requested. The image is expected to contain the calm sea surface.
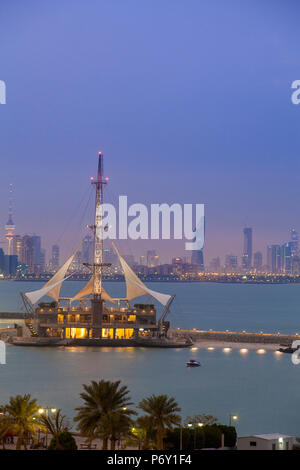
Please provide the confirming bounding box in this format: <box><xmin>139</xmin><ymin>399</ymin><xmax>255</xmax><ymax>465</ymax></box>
<box><xmin>1</xmin><ymin>280</ymin><xmax>300</xmax><ymax>436</ymax></box>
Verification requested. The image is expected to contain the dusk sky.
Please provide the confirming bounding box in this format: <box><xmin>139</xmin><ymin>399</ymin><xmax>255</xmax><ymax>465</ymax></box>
<box><xmin>1</xmin><ymin>0</ymin><xmax>300</xmax><ymax>264</ymax></box>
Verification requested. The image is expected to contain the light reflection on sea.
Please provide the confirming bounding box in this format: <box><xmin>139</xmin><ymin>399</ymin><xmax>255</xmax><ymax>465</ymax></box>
<box><xmin>0</xmin><ymin>281</ymin><xmax>300</xmax><ymax>435</ymax></box>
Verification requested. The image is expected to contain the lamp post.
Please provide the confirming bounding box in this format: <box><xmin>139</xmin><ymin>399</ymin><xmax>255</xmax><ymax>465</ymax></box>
<box><xmin>187</xmin><ymin>422</ymin><xmax>203</xmax><ymax>449</ymax></box>
<box><xmin>229</xmin><ymin>414</ymin><xmax>238</xmax><ymax>426</ymax></box>
<box><xmin>38</xmin><ymin>407</ymin><xmax>57</xmax><ymax>447</ymax></box>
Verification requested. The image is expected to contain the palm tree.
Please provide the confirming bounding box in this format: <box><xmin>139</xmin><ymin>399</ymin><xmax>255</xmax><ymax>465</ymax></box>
<box><xmin>74</xmin><ymin>380</ymin><xmax>136</xmax><ymax>449</ymax></box>
<box><xmin>0</xmin><ymin>413</ymin><xmax>14</xmax><ymax>449</ymax></box>
<box><xmin>101</xmin><ymin>410</ymin><xmax>133</xmax><ymax>450</ymax></box>
<box><xmin>37</xmin><ymin>409</ymin><xmax>69</xmax><ymax>450</ymax></box>
<box><xmin>126</xmin><ymin>416</ymin><xmax>156</xmax><ymax>450</ymax></box>
<box><xmin>138</xmin><ymin>394</ymin><xmax>181</xmax><ymax>450</ymax></box>
<box><xmin>5</xmin><ymin>394</ymin><xmax>41</xmax><ymax>449</ymax></box>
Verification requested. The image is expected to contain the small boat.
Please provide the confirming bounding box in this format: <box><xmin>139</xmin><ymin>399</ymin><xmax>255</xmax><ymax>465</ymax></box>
<box><xmin>277</xmin><ymin>344</ymin><xmax>299</xmax><ymax>354</ymax></box>
<box><xmin>186</xmin><ymin>359</ymin><xmax>201</xmax><ymax>367</ymax></box>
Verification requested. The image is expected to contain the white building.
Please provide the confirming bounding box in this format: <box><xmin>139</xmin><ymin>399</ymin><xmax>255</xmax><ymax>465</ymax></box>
<box><xmin>237</xmin><ymin>434</ymin><xmax>293</xmax><ymax>451</ymax></box>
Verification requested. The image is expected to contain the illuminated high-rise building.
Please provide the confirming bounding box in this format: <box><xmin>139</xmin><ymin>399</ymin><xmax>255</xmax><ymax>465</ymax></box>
<box><xmin>290</xmin><ymin>229</ymin><xmax>299</xmax><ymax>257</ymax></box>
<box><xmin>225</xmin><ymin>254</ymin><xmax>238</xmax><ymax>270</ymax></box>
<box><xmin>253</xmin><ymin>251</ymin><xmax>263</xmax><ymax>270</ymax></box>
<box><xmin>266</xmin><ymin>243</ymin><xmax>291</xmax><ymax>273</ymax></box>
<box><xmin>191</xmin><ymin>249</ymin><xmax>204</xmax><ymax>272</ymax></box>
<box><xmin>51</xmin><ymin>245</ymin><xmax>60</xmax><ymax>271</ymax></box>
<box><xmin>147</xmin><ymin>250</ymin><xmax>159</xmax><ymax>267</ymax></box>
<box><xmin>242</xmin><ymin>227</ymin><xmax>252</xmax><ymax>269</ymax></box>
<box><xmin>267</xmin><ymin>244</ymin><xmax>279</xmax><ymax>273</ymax></box>
<box><xmin>19</xmin><ymin>235</ymin><xmax>43</xmax><ymax>273</ymax></box>
<box><xmin>12</xmin><ymin>235</ymin><xmax>22</xmax><ymax>260</ymax></box>
<box><xmin>82</xmin><ymin>235</ymin><xmax>94</xmax><ymax>264</ymax></box>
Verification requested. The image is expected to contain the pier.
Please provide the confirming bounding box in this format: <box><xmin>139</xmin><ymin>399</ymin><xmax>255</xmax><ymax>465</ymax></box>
<box><xmin>171</xmin><ymin>329</ymin><xmax>298</xmax><ymax>345</ymax></box>
<box><xmin>0</xmin><ymin>312</ymin><xmax>25</xmax><ymax>319</ymax></box>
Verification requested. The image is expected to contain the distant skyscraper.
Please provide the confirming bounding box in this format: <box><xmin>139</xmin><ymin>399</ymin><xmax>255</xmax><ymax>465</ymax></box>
<box><xmin>12</xmin><ymin>234</ymin><xmax>22</xmax><ymax>260</ymax></box>
<box><xmin>283</xmin><ymin>242</ymin><xmax>292</xmax><ymax>273</ymax></box>
<box><xmin>40</xmin><ymin>249</ymin><xmax>46</xmax><ymax>272</ymax></box>
<box><xmin>209</xmin><ymin>257</ymin><xmax>220</xmax><ymax>271</ymax></box>
<box><xmin>140</xmin><ymin>255</ymin><xmax>146</xmax><ymax>266</ymax></box>
<box><xmin>82</xmin><ymin>235</ymin><xmax>93</xmax><ymax>264</ymax></box>
<box><xmin>191</xmin><ymin>249</ymin><xmax>204</xmax><ymax>272</ymax></box>
<box><xmin>20</xmin><ymin>235</ymin><xmax>43</xmax><ymax>273</ymax></box>
<box><xmin>242</xmin><ymin>227</ymin><xmax>252</xmax><ymax>270</ymax></box>
<box><xmin>225</xmin><ymin>254</ymin><xmax>238</xmax><ymax>270</ymax></box>
<box><xmin>253</xmin><ymin>251</ymin><xmax>263</xmax><ymax>270</ymax></box>
<box><xmin>292</xmin><ymin>255</ymin><xmax>300</xmax><ymax>274</ymax></box>
<box><xmin>31</xmin><ymin>236</ymin><xmax>42</xmax><ymax>266</ymax></box>
<box><xmin>21</xmin><ymin>235</ymin><xmax>34</xmax><ymax>269</ymax></box>
<box><xmin>267</xmin><ymin>244</ymin><xmax>277</xmax><ymax>273</ymax></box>
<box><xmin>0</xmin><ymin>250</ymin><xmax>17</xmax><ymax>276</ymax></box>
<box><xmin>5</xmin><ymin>184</ymin><xmax>15</xmax><ymax>255</ymax></box>
<box><xmin>71</xmin><ymin>251</ymin><xmax>82</xmax><ymax>272</ymax></box>
<box><xmin>51</xmin><ymin>245</ymin><xmax>60</xmax><ymax>271</ymax></box>
<box><xmin>267</xmin><ymin>244</ymin><xmax>286</xmax><ymax>273</ymax></box>
<box><xmin>290</xmin><ymin>229</ymin><xmax>299</xmax><ymax>257</ymax></box>
<box><xmin>0</xmin><ymin>249</ymin><xmax>5</xmax><ymax>274</ymax></box>
<box><xmin>4</xmin><ymin>255</ymin><xmax>18</xmax><ymax>276</ymax></box>
<box><xmin>147</xmin><ymin>250</ymin><xmax>159</xmax><ymax>267</ymax></box>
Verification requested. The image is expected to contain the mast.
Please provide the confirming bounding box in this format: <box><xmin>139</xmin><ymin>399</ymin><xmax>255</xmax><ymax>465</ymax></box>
<box><xmin>90</xmin><ymin>152</ymin><xmax>108</xmax><ymax>338</ymax></box>
<box><xmin>92</xmin><ymin>152</ymin><xmax>105</xmax><ymax>297</ymax></box>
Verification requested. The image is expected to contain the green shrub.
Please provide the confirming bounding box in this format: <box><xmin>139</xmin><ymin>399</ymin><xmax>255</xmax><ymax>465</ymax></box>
<box><xmin>48</xmin><ymin>431</ymin><xmax>77</xmax><ymax>450</ymax></box>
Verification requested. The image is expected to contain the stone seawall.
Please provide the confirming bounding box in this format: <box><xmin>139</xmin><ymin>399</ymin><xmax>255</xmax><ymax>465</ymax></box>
<box><xmin>0</xmin><ymin>312</ymin><xmax>25</xmax><ymax>319</ymax></box>
<box><xmin>171</xmin><ymin>329</ymin><xmax>298</xmax><ymax>345</ymax></box>
<box><xmin>0</xmin><ymin>327</ymin><xmax>23</xmax><ymax>342</ymax></box>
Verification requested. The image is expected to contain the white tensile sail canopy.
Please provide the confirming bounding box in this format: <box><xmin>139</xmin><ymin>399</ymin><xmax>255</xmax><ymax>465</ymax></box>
<box><xmin>25</xmin><ymin>245</ymin><xmax>80</xmax><ymax>305</ymax></box>
<box><xmin>70</xmin><ymin>275</ymin><xmax>116</xmax><ymax>304</ymax></box>
<box><xmin>25</xmin><ymin>276</ymin><xmax>71</xmax><ymax>305</ymax></box>
<box><xmin>111</xmin><ymin>242</ymin><xmax>171</xmax><ymax>307</ymax></box>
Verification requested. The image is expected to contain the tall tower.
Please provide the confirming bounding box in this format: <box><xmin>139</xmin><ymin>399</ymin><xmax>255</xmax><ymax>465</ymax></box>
<box><xmin>5</xmin><ymin>184</ymin><xmax>15</xmax><ymax>255</ymax></box>
<box><xmin>91</xmin><ymin>152</ymin><xmax>108</xmax><ymax>338</ymax></box>
<box><xmin>242</xmin><ymin>227</ymin><xmax>252</xmax><ymax>270</ymax></box>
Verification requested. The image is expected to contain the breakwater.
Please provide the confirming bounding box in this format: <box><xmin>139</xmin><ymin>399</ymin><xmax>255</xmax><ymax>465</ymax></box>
<box><xmin>0</xmin><ymin>312</ymin><xmax>25</xmax><ymax>319</ymax></box>
<box><xmin>171</xmin><ymin>329</ymin><xmax>298</xmax><ymax>345</ymax></box>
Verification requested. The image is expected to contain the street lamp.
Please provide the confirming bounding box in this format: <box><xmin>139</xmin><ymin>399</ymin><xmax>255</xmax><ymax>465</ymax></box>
<box><xmin>229</xmin><ymin>414</ymin><xmax>238</xmax><ymax>426</ymax></box>
<box><xmin>188</xmin><ymin>422</ymin><xmax>203</xmax><ymax>449</ymax></box>
<box><xmin>37</xmin><ymin>407</ymin><xmax>57</xmax><ymax>447</ymax></box>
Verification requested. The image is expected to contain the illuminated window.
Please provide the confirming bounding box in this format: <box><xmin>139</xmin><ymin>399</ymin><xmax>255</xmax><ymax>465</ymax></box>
<box><xmin>102</xmin><ymin>328</ymin><xmax>114</xmax><ymax>338</ymax></box>
<box><xmin>125</xmin><ymin>328</ymin><xmax>134</xmax><ymax>339</ymax></box>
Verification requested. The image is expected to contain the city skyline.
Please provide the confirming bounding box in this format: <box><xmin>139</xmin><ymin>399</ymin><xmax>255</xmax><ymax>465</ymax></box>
<box><xmin>2</xmin><ymin>180</ymin><xmax>300</xmax><ymax>269</ymax></box>
<box><xmin>2</xmin><ymin>223</ymin><xmax>300</xmax><ymax>276</ymax></box>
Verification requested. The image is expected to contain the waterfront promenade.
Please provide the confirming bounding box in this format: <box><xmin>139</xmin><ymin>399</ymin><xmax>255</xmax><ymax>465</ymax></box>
<box><xmin>172</xmin><ymin>329</ymin><xmax>297</xmax><ymax>346</ymax></box>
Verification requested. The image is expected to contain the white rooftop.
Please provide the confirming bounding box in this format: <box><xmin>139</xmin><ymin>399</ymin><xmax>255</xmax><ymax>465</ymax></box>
<box><xmin>240</xmin><ymin>434</ymin><xmax>292</xmax><ymax>440</ymax></box>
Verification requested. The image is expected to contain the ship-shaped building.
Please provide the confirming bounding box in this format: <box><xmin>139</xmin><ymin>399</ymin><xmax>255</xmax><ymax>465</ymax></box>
<box><xmin>16</xmin><ymin>153</ymin><xmax>191</xmax><ymax>348</ymax></box>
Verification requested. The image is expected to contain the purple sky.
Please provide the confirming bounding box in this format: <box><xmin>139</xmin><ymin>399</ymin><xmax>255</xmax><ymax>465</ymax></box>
<box><xmin>1</xmin><ymin>0</ymin><xmax>300</xmax><ymax>264</ymax></box>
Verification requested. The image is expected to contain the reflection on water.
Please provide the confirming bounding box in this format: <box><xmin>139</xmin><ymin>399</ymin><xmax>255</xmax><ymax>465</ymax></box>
<box><xmin>0</xmin><ymin>342</ymin><xmax>298</xmax><ymax>436</ymax></box>
<box><xmin>1</xmin><ymin>281</ymin><xmax>300</xmax><ymax>435</ymax></box>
